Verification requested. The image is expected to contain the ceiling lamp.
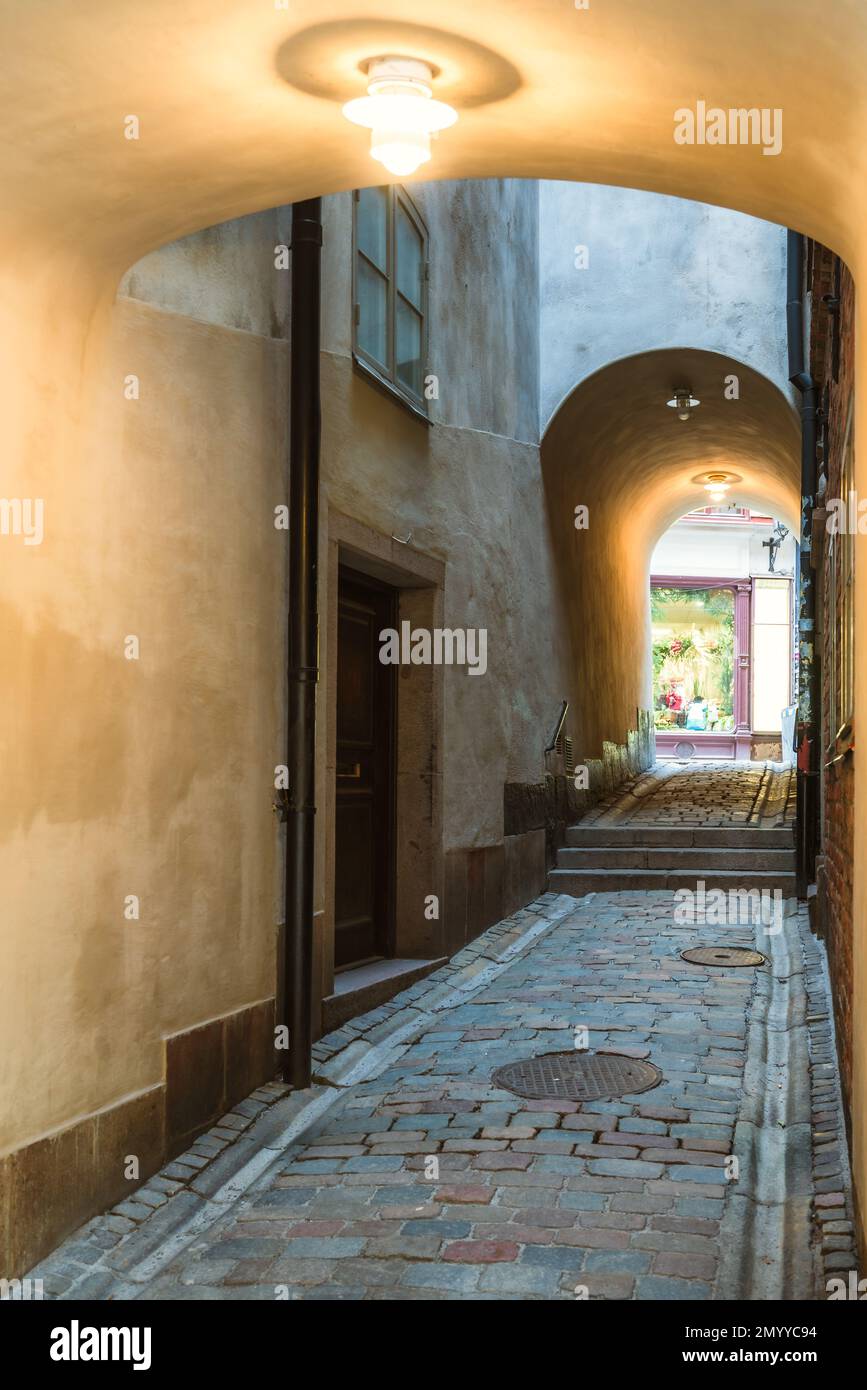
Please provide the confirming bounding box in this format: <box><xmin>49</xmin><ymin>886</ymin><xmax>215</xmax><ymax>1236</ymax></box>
<box><xmin>705</xmin><ymin>478</ymin><xmax>730</xmax><ymax>504</ymax></box>
<box><xmin>692</xmin><ymin>470</ymin><xmax>742</xmax><ymax>505</ymax></box>
<box><xmin>667</xmin><ymin>387</ymin><xmax>701</xmax><ymax>422</ymax></box>
<box><xmin>342</xmin><ymin>56</ymin><xmax>458</xmax><ymax>177</ymax></box>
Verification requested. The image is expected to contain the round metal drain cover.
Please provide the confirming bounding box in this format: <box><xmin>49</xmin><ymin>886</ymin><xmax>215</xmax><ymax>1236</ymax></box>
<box><xmin>491</xmin><ymin>1051</ymin><xmax>663</xmax><ymax>1102</ymax></box>
<box><xmin>681</xmin><ymin>946</ymin><xmax>766</xmax><ymax>968</ymax></box>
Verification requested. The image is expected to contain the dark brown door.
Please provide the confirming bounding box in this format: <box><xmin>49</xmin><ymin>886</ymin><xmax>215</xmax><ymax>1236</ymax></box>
<box><xmin>335</xmin><ymin>567</ymin><xmax>396</xmax><ymax>968</ymax></box>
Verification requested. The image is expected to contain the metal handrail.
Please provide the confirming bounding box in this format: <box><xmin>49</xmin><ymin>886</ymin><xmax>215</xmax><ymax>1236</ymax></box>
<box><xmin>545</xmin><ymin>700</ymin><xmax>569</xmax><ymax>754</ymax></box>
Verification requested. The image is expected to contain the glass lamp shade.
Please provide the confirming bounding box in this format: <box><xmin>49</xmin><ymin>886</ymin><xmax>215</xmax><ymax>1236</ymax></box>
<box><xmin>370</xmin><ymin>125</ymin><xmax>431</xmax><ymax>176</ymax></box>
<box><xmin>343</xmin><ymin>60</ymin><xmax>457</xmax><ymax>177</ymax></box>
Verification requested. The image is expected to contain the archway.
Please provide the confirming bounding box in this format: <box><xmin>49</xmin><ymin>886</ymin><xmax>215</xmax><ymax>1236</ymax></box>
<box><xmin>540</xmin><ymin>349</ymin><xmax>800</xmax><ymax>763</ymax></box>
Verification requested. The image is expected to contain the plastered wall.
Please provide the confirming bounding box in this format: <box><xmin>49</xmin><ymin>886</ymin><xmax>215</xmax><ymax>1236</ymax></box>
<box><xmin>1</xmin><ymin>216</ymin><xmax>290</xmax><ymax>1160</ymax></box>
<box><xmin>540</xmin><ymin>183</ymin><xmax>794</xmax><ymax>429</ymax></box>
<box><xmin>1</xmin><ymin>180</ymin><xmax>570</xmax><ymax>1181</ymax></box>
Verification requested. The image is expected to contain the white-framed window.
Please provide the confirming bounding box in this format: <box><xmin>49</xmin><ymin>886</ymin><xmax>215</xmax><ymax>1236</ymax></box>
<box><xmin>352</xmin><ymin>185</ymin><xmax>429</xmax><ymax>415</ymax></box>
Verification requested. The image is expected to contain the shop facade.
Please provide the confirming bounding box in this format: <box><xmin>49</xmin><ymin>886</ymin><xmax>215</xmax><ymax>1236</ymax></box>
<box><xmin>651</xmin><ymin>513</ymin><xmax>796</xmax><ymax>761</ymax></box>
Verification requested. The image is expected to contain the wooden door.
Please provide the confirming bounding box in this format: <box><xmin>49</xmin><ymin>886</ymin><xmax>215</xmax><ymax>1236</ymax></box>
<box><xmin>335</xmin><ymin>568</ymin><xmax>396</xmax><ymax>968</ymax></box>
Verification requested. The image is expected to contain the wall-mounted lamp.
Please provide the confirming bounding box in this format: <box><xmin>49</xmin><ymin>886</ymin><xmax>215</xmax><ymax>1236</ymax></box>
<box><xmin>667</xmin><ymin>387</ymin><xmax>701</xmax><ymax>422</ymax></box>
<box><xmin>763</xmin><ymin>521</ymin><xmax>789</xmax><ymax>572</ymax></box>
<box><xmin>342</xmin><ymin>56</ymin><xmax>457</xmax><ymax>177</ymax></box>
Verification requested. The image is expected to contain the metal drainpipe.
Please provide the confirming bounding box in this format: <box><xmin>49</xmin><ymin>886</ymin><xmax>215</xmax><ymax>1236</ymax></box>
<box><xmin>786</xmin><ymin>230</ymin><xmax>819</xmax><ymax>897</ymax></box>
<box><xmin>283</xmin><ymin>198</ymin><xmax>322</xmax><ymax>1088</ymax></box>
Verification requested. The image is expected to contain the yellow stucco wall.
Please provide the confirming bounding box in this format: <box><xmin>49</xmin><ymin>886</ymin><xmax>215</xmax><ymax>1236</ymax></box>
<box><xmin>0</xmin><ymin>292</ymin><xmax>287</xmax><ymax>1152</ymax></box>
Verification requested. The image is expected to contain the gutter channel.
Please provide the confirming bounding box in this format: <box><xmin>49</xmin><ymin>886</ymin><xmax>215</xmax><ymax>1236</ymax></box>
<box><xmin>716</xmin><ymin>900</ymin><xmax>818</xmax><ymax>1299</ymax></box>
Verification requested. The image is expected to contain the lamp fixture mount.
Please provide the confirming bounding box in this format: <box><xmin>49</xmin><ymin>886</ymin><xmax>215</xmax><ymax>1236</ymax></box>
<box><xmin>667</xmin><ymin>387</ymin><xmax>701</xmax><ymax>421</ymax></box>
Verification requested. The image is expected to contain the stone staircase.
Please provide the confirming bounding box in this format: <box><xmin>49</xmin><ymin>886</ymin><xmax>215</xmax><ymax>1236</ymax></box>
<box><xmin>548</xmin><ymin>823</ymin><xmax>796</xmax><ymax>896</ymax></box>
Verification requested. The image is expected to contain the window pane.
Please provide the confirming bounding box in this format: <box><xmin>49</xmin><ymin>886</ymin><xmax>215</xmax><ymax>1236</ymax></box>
<box><xmin>357</xmin><ymin>187</ymin><xmax>387</xmax><ymax>271</ymax></box>
<box><xmin>395</xmin><ymin>300</ymin><xmax>422</xmax><ymax>397</ymax></box>
<box><xmin>396</xmin><ymin>204</ymin><xmax>423</xmax><ymax>309</ymax></box>
<box><xmin>357</xmin><ymin>259</ymin><xmax>387</xmax><ymax>368</ymax></box>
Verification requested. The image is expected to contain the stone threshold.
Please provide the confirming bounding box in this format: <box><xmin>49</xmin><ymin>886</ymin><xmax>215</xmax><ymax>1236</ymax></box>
<box><xmin>27</xmin><ymin>893</ymin><xmax>579</xmax><ymax>1299</ymax></box>
<box><xmin>322</xmin><ymin>956</ymin><xmax>448</xmax><ymax>1035</ymax></box>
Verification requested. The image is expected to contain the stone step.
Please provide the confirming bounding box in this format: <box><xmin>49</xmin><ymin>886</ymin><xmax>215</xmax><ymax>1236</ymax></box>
<box><xmin>548</xmin><ymin>866</ymin><xmax>797</xmax><ymax>896</ymax></box>
<box><xmin>556</xmin><ymin>845</ymin><xmax>795</xmax><ymax>871</ymax></box>
<box><xmin>564</xmin><ymin>825</ymin><xmax>794</xmax><ymax>848</ymax></box>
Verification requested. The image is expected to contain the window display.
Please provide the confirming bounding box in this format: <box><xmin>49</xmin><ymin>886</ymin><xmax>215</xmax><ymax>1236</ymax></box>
<box><xmin>651</xmin><ymin>586</ymin><xmax>735</xmax><ymax>732</ymax></box>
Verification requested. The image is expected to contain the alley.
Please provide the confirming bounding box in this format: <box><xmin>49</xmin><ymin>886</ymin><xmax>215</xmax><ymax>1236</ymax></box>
<box><xmin>29</xmin><ymin>765</ymin><xmax>855</xmax><ymax>1302</ymax></box>
<box><xmin>4</xmin><ymin>8</ymin><xmax>866</xmax><ymax>1317</ymax></box>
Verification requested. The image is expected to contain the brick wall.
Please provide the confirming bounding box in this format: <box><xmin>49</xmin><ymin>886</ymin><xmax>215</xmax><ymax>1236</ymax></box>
<box><xmin>811</xmin><ymin>244</ymin><xmax>856</xmax><ymax>1123</ymax></box>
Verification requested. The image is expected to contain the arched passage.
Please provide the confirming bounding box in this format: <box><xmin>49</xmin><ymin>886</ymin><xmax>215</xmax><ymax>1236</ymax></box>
<box><xmin>4</xmin><ymin>0</ymin><xmax>867</xmax><ymax>1276</ymax></box>
<box><xmin>541</xmin><ymin>349</ymin><xmax>800</xmax><ymax>761</ymax></box>
<box><xmin>0</xmin><ymin>1</ymin><xmax>865</xmax><ymax>265</ymax></box>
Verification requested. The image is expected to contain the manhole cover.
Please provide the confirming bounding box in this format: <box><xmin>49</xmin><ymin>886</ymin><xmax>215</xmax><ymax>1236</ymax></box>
<box><xmin>681</xmin><ymin>946</ymin><xmax>766</xmax><ymax>967</ymax></box>
<box><xmin>491</xmin><ymin>1051</ymin><xmax>663</xmax><ymax>1102</ymax></box>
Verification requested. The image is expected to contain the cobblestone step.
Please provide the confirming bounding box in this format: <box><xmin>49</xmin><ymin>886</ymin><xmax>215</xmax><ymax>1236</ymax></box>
<box><xmin>565</xmin><ymin>826</ymin><xmax>794</xmax><ymax>848</ymax></box>
<box><xmin>548</xmin><ymin>867</ymin><xmax>797</xmax><ymax>895</ymax></box>
<box><xmin>556</xmin><ymin>846</ymin><xmax>795</xmax><ymax>871</ymax></box>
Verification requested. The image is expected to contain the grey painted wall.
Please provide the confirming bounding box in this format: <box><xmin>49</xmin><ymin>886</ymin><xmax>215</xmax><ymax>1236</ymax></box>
<box><xmin>322</xmin><ymin>179</ymin><xmax>539</xmax><ymax>444</ymax></box>
<box><xmin>117</xmin><ymin>177</ymin><xmax>563</xmax><ymax>851</ymax></box>
<box><xmin>119</xmin><ymin>207</ymin><xmax>293</xmax><ymax>339</ymax></box>
<box><xmin>120</xmin><ymin>179</ymin><xmax>540</xmax><ymax>445</ymax></box>
<box><xmin>318</xmin><ymin>178</ymin><xmax>560</xmax><ymax>845</ymax></box>
<box><xmin>115</xmin><ymin>178</ymin><xmax>795</xmax><ymax>844</ymax></box>
<box><xmin>539</xmin><ymin>182</ymin><xmax>793</xmax><ymax>431</ymax></box>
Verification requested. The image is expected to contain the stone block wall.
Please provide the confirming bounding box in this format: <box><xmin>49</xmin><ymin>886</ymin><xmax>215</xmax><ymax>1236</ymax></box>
<box><xmin>471</xmin><ymin>706</ymin><xmax>658</xmax><ymax>948</ymax></box>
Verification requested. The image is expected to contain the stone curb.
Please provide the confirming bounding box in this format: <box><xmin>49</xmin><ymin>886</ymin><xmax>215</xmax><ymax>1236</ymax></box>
<box><xmin>716</xmin><ymin>901</ymin><xmax>830</xmax><ymax>1300</ymax></box>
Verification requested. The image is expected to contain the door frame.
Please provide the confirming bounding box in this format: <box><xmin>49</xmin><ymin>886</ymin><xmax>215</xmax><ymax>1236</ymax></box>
<box><xmin>317</xmin><ymin>509</ymin><xmax>446</xmax><ymax>1021</ymax></box>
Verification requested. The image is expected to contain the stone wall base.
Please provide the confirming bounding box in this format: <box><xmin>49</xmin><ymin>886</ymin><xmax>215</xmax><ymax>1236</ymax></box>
<box><xmin>503</xmin><ymin>707</ymin><xmax>656</xmax><ymax>866</ymax></box>
<box><xmin>443</xmin><ymin>828</ymin><xmax>547</xmax><ymax>957</ymax></box>
<box><xmin>1</xmin><ymin>998</ymin><xmax>276</xmax><ymax>1279</ymax></box>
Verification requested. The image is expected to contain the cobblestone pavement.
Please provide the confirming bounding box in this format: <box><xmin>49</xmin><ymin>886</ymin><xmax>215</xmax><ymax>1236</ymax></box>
<box><xmin>31</xmin><ymin>882</ymin><xmax>855</xmax><ymax>1302</ymax></box>
<box><xmin>583</xmin><ymin>760</ymin><xmax>796</xmax><ymax>829</ymax></box>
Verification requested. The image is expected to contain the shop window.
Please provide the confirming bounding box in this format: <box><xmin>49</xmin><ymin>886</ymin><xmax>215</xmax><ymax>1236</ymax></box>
<box><xmin>651</xmin><ymin>586</ymin><xmax>735</xmax><ymax>733</ymax></box>
<box><xmin>352</xmin><ymin>185</ymin><xmax>429</xmax><ymax>415</ymax></box>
